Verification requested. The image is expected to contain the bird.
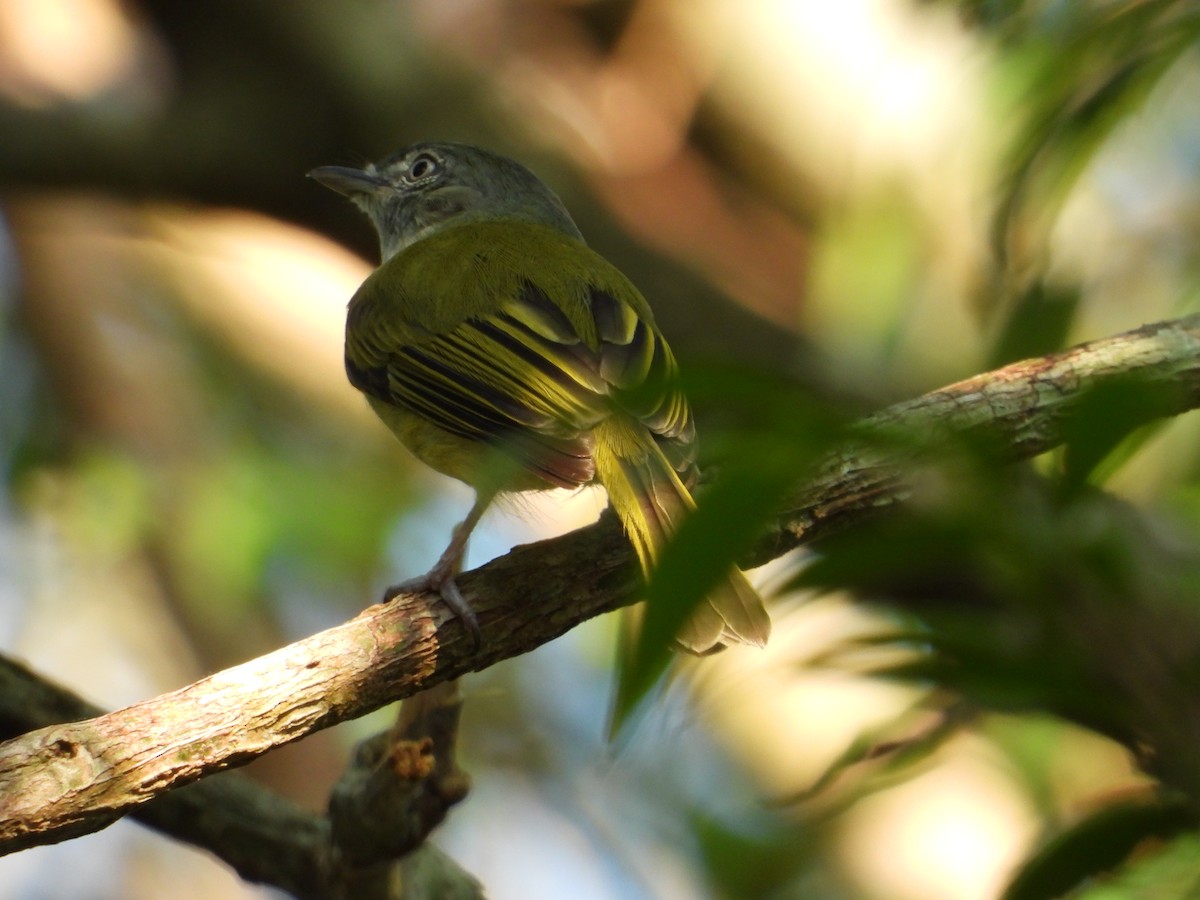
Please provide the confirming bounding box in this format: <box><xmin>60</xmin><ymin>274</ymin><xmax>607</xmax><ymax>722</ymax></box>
<box><xmin>309</xmin><ymin>141</ymin><xmax>770</xmax><ymax>654</ymax></box>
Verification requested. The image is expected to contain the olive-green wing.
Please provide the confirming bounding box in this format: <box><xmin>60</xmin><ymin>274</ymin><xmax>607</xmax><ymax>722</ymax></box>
<box><xmin>346</xmin><ymin>281</ymin><xmax>694</xmax><ymax>489</ymax></box>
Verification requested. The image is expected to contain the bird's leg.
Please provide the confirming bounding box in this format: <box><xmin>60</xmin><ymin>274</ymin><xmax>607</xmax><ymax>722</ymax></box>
<box><xmin>384</xmin><ymin>493</ymin><xmax>492</xmax><ymax>650</ymax></box>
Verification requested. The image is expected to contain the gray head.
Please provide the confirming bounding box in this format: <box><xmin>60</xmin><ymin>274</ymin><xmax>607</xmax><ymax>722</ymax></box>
<box><xmin>309</xmin><ymin>141</ymin><xmax>584</xmax><ymax>261</ymax></box>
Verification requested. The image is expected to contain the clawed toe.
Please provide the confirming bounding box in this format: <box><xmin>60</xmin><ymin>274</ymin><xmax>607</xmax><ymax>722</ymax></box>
<box><xmin>382</xmin><ymin>576</ymin><xmax>425</xmax><ymax>603</ymax></box>
<box><xmin>382</xmin><ymin>575</ymin><xmax>482</xmax><ymax>651</ymax></box>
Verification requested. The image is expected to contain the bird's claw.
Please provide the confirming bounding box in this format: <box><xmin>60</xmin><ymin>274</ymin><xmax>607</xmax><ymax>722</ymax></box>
<box><xmin>384</xmin><ymin>574</ymin><xmax>482</xmax><ymax>652</ymax></box>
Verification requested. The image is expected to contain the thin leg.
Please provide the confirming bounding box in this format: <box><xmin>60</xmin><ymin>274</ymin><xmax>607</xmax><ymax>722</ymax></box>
<box><xmin>384</xmin><ymin>493</ymin><xmax>492</xmax><ymax>650</ymax></box>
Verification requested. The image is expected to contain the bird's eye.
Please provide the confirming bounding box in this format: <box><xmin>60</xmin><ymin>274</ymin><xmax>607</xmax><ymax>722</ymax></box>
<box><xmin>408</xmin><ymin>153</ymin><xmax>439</xmax><ymax>180</ymax></box>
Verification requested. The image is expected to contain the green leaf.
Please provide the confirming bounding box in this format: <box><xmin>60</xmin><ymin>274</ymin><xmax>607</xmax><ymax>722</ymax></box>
<box><xmin>694</xmin><ymin>813</ymin><xmax>820</xmax><ymax>899</ymax></box>
<box><xmin>993</xmin><ymin>3</ymin><xmax>1200</xmax><ymax>271</ymax></box>
<box><xmin>1079</xmin><ymin>831</ymin><xmax>1200</xmax><ymax>899</ymax></box>
<box><xmin>1058</xmin><ymin>377</ymin><xmax>1169</xmax><ymax>498</ymax></box>
<box><xmin>610</xmin><ymin>446</ymin><xmax>793</xmax><ymax>731</ymax></box>
<box><xmin>609</xmin><ymin>377</ymin><xmax>845</xmax><ymax>733</ymax></box>
<box><xmin>1002</xmin><ymin>799</ymin><xmax>1194</xmax><ymax>900</ymax></box>
<box><xmin>988</xmin><ymin>280</ymin><xmax>1079</xmax><ymax>369</ymax></box>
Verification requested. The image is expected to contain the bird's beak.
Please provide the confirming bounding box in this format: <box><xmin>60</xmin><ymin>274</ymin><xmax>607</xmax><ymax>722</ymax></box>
<box><xmin>307</xmin><ymin>165</ymin><xmax>388</xmax><ymax>197</ymax></box>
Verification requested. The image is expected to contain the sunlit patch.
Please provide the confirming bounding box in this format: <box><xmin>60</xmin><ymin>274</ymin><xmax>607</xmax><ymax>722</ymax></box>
<box><xmin>698</xmin><ymin>591</ymin><xmax>926</xmax><ymax>794</ymax></box>
<box><xmin>836</xmin><ymin>740</ymin><xmax>1036</xmax><ymax>900</ymax></box>
<box><xmin>142</xmin><ymin>207</ymin><xmax>372</xmax><ymax>422</ymax></box>
<box><xmin>0</xmin><ymin>0</ymin><xmax>144</xmax><ymax>106</ymax></box>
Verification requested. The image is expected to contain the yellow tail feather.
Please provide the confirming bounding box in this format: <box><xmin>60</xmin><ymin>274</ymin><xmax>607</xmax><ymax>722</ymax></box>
<box><xmin>593</xmin><ymin>417</ymin><xmax>771</xmax><ymax>654</ymax></box>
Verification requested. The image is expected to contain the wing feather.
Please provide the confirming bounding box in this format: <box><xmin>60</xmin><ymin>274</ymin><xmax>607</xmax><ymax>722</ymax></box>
<box><xmin>345</xmin><ymin>224</ymin><xmax>694</xmax><ymax>489</ymax></box>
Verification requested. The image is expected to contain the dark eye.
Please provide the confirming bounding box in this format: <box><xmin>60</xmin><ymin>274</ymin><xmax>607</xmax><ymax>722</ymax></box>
<box><xmin>409</xmin><ymin>153</ymin><xmax>439</xmax><ymax>180</ymax></box>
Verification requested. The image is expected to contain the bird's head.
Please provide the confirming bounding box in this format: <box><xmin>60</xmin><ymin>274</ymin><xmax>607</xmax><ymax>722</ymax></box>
<box><xmin>309</xmin><ymin>141</ymin><xmax>583</xmax><ymax>261</ymax></box>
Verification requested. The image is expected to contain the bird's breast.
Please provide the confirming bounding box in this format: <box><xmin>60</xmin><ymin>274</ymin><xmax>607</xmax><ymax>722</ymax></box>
<box><xmin>366</xmin><ymin>396</ymin><xmax>558</xmax><ymax>493</ymax></box>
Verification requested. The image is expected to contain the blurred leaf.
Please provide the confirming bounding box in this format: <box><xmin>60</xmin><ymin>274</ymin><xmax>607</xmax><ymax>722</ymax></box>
<box><xmin>863</xmin><ymin>621</ymin><xmax>1125</xmax><ymax>738</ymax></box>
<box><xmin>694</xmin><ymin>814</ymin><xmax>822</xmax><ymax>900</ymax></box>
<box><xmin>984</xmin><ymin>714</ymin><xmax>1091</xmax><ymax>817</ymax></box>
<box><xmin>993</xmin><ymin>1</ymin><xmax>1200</xmax><ymax>274</ymax></box>
<box><xmin>988</xmin><ymin>279</ymin><xmax>1080</xmax><ymax>368</ymax></box>
<box><xmin>1002</xmin><ymin>798</ymin><xmax>1195</xmax><ymax>900</ymax></box>
<box><xmin>780</xmin><ymin>699</ymin><xmax>970</xmax><ymax>811</ymax></box>
<box><xmin>791</xmin><ymin>440</ymin><xmax>1200</xmax><ymax>760</ymax></box>
<box><xmin>674</xmin><ymin>360</ymin><xmax>866</xmax><ymax>450</ymax></box>
<box><xmin>611</xmin><ymin>371</ymin><xmax>845</xmax><ymax>731</ymax></box>
<box><xmin>610</xmin><ymin>438</ymin><xmax>798</xmax><ymax>731</ymax></box>
<box><xmin>794</xmin><ymin>509</ymin><xmax>990</xmax><ymax>599</ymax></box>
<box><xmin>1078</xmin><ymin>831</ymin><xmax>1200</xmax><ymax>899</ymax></box>
<box><xmin>1057</xmin><ymin>376</ymin><xmax>1170</xmax><ymax>498</ymax></box>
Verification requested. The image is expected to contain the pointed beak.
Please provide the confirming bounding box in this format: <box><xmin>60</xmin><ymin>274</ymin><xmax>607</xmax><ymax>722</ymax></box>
<box><xmin>307</xmin><ymin>165</ymin><xmax>388</xmax><ymax>197</ymax></box>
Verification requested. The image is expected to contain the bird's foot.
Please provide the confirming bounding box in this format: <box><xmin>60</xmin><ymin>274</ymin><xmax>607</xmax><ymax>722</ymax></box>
<box><xmin>384</xmin><ymin>572</ymin><xmax>482</xmax><ymax>651</ymax></box>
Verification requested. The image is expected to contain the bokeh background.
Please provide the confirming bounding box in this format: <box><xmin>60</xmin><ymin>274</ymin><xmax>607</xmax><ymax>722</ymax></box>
<box><xmin>3</xmin><ymin>1</ymin><xmax>1200</xmax><ymax>898</ymax></box>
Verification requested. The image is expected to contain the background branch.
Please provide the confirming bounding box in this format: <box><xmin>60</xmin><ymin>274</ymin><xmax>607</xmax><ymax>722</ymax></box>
<box><xmin>2</xmin><ymin>313</ymin><xmax>1200</xmax><ymax>856</ymax></box>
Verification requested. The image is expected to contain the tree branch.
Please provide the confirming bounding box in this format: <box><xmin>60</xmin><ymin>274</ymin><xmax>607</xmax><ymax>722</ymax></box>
<box><xmin>3</xmin><ymin>314</ymin><xmax>1200</xmax><ymax>854</ymax></box>
<box><xmin>0</xmin><ymin>518</ymin><xmax>636</xmax><ymax>852</ymax></box>
<box><xmin>0</xmin><ymin>656</ymin><xmax>484</xmax><ymax>899</ymax></box>
<box><xmin>760</xmin><ymin>313</ymin><xmax>1200</xmax><ymax>560</ymax></box>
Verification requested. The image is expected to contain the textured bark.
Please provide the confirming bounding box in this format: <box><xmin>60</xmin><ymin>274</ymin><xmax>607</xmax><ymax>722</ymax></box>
<box><xmin>0</xmin><ymin>657</ymin><xmax>481</xmax><ymax>899</ymax></box>
<box><xmin>762</xmin><ymin>314</ymin><xmax>1200</xmax><ymax>558</ymax></box>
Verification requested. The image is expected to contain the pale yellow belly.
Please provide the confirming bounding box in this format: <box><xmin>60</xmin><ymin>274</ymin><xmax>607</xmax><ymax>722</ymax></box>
<box><xmin>367</xmin><ymin>397</ymin><xmax>552</xmax><ymax>493</ymax></box>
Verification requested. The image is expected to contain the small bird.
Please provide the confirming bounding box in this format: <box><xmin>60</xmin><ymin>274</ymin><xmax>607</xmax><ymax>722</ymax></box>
<box><xmin>309</xmin><ymin>141</ymin><xmax>770</xmax><ymax>653</ymax></box>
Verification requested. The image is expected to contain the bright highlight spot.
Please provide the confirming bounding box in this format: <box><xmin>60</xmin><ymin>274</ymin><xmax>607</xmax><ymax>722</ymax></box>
<box><xmin>0</xmin><ymin>0</ymin><xmax>140</xmax><ymax>105</ymax></box>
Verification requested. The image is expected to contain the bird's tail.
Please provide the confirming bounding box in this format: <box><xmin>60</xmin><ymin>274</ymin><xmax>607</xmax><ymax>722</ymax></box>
<box><xmin>593</xmin><ymin>417</ymin><xmax>771</xmax><ymax>654</ymax></box>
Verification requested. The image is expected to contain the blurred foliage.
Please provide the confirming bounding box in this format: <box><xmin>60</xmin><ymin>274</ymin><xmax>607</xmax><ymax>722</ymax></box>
<box><xmin>636</xmin><ymin>2</ymin><xmax>1200</xmax><ymax>896</ymax></box>
<box><xmin>987</xmin><ymin>1</ymin><xmax>1200</xmax><ymax>274</ymax></box>
<box><xmin>1077</xmin><ymin>830</ymin><xmax>1200</xmax><ymax>899</ymax></box>
<box><xmin>986</xmin><ymin>278</ymin><xmax>1080</xmax><ymax>366</ymax></box>
<box><xmin>4</xmin><ymin>0</ymin><xmax>1200</xmax><ymax>898</ymax></box>
<box><xmin>615</xmin><ymin>367</ymin><xmax>851</xmax><ymax>728</ymax></box>
<box><xmin>653</xmin><ymin>371</ymin><xmax>1200</xmax><ymax>895</ymax></box>
<box><xmin>1002</xmin><ymin>798</ymin><xmax>1194</xmax><ymax>900</ymax></box>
